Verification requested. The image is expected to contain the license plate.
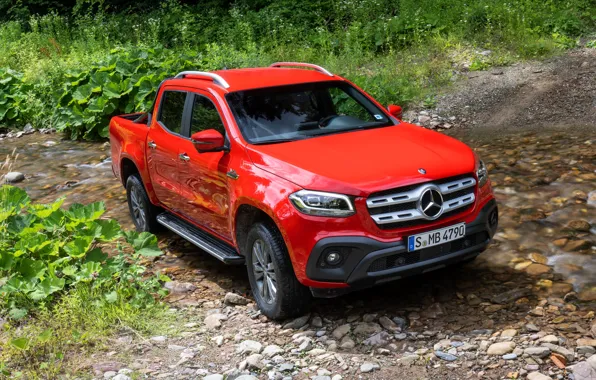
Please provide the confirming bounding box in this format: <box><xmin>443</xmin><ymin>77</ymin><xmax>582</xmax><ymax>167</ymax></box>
<box><xmin>408</xmin><ymin>223</ymin><xmax>466</xmax><ymax>252</ymax></box>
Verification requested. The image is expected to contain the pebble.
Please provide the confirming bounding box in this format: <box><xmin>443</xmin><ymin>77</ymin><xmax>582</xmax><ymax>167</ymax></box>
<box><xmin>223</xmin><ymin>292</ymin><xmax>250</xmax><ymax>305</ymax></box>
<box><xmin>3</xmin><ymin>172</ymin><xmax>25</xmax><ymax>183</ymax></box>
<box><xmin>434</xmin><ymin>350</ymin><xmax>457</xmax><ymax>361</ymax></box>
<box><xmin>487</xmin><ymin>342</ymin><xmax>516</xmax><ymax>355</ymax></box>
<box><xmin>503</xmin><ymin>353</ymin><xmax>518</xmax><ymax>360</ymax></box>
<box><xmin>360</xmin><ymin>362</ymin><xmax>380</xmax><ymax>373</ymax></box>
<box><xmin>527</xmin><ymin>372</ymin><xmax>553</xmax><ymax>380</ymax></box>
<box><xmin>283</xmin><ymin>314</ymin><xmax>310</xmax><ymax>329</ymax></box>
<box><xmin>332</xmin><ymin>324</ymin><xmax>351</xmax><ymax>340</ymax></box>
<box><xmin>236</xmin><ymin>340</ymin><xmax>263</xmax><ymax>355</ymax></box>
<box><xmin>524</xmin><ymin>346</ymin><xmax>551</xmax><ymax>358</ymax></box>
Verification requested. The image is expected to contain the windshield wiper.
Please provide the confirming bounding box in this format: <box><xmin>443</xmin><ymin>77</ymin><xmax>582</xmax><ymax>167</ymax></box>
<box><xmin>252</xmin><ymin>137</ymin><xmax>304</xmax><ymax>145</ymax></box>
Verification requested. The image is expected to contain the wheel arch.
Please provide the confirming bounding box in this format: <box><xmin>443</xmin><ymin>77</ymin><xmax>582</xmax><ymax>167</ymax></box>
<box><xmin>234</xmin><ymin>202</ymin><xmax>286</xmax><ymax>258</ymax></box>
<box><xmin>119</xmin><ymin>154</ymin><xmax>159</xmax><ymax>205</ymax></box>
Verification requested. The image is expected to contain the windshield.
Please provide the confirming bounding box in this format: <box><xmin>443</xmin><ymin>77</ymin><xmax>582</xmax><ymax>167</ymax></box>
<box><xmin>225</xmin><ymin>81</ymin><xmax>394</xmax><ymax>144</ymax></box>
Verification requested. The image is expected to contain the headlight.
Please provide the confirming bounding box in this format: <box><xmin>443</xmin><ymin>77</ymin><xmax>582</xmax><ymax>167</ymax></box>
<box><xmin>289</xmin><ymin>190</ymin><xmax>355</xmax><ymax>217</ymax></box>
<box><xmin>477</xmin><ymin>159</ymin><xmax>488</xmax><ymax>187</ymax></box>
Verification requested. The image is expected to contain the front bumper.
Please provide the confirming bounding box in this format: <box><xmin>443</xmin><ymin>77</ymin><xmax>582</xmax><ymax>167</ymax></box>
<box><xmin>307</xmin><ymin>199</ymin><xmax>498</xmax><ymax>297</ymax></box>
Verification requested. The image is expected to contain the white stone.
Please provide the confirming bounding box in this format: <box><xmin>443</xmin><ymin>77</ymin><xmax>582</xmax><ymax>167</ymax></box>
<box><xmin>236</xmin><ymin>340</ymin><xmax>263</xmax><ymax>355</ymax></box>
<box><xmin>527</xmin><ymin>372</ymin><xmax>552</xmax><ymax>380</ymax></box>
<box><xmin>360</xmin><ymin>362</ymin><xmax>380</xmax><ymax>373</ymax></box>
<box><xmin>263</xmin><ymin>344</ymin><xmax>284</xmax><ymax>358</ymax></box>
<box><xmin>487</xmin><ymin>342</ymin><xmax>515</xmax><ymax>355</ymax></box>
<box><xmin>3</xmin><ymin>172</ymin><xmax>24</xmax><ymax>183</ymax></box>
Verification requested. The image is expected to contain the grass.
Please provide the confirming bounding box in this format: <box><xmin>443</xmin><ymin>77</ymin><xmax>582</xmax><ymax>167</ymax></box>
<box><xmin>0</xmin><ymin>285</ymin><xmax>175</xmax><ymax>378</ymax></box>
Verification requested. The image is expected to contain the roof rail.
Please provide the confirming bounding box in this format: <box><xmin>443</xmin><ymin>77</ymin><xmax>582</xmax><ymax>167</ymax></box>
<box><xmin>270</xmin><ymin>62</ymin><xmax>333</xmax><ymax>77</ymax></box>
<box><xmin>174</xmin><ymin>71</ymin><xmax>230</xmax><ymax>89</ymax></box>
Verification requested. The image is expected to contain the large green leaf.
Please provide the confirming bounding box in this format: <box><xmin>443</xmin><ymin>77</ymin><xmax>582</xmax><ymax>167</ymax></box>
<box><xmin>94</xmin><ymin>219</ymin><xmax>122</xmax><ymax>241</ymax></box>
<box><xmin>63</xmin><ymin>236</ymin><xmax>94</xmax><ymax>258</ymax></box>
<box><xmin>125</xmin><ymin>231</ymin><xmax>162</xmax><ymax>257</ymax></box>
<box><xmin>72</xmin><ymin>83</ymin><xmax>94</xmax><ymax>104</ymax></box>
<box><xmin>66</xmin><ymin>202</ymin><xmax>106</xmax><ymax>222</ymax></box>
<box><xmin>10</xmin><ymin>338</ymin><xmax>29</xmax><ymax>350</ymax></box>
<box><xmin>103</xmin><ymin>82</ymin><xmax>122</xmax><ymax>99</ymax></box>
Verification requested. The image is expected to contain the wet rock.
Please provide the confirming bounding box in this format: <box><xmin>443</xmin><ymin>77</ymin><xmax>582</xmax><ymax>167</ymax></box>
<box><xmin>526</xmin><ymin>263</ymin><xmax>551</xmax><ymax>276</ymax></box>
<box><xmin>3</xmin><ymin>172</ymin><xmax>25</xmax><ymax>183</ymax></box>
<box><xmin>22</xmin><ymin>124</ymin><xmax>35</xmax><ymax>134</ymax></box>
<box><xmin>311</xmin><ymin>316</ymin><xmax>323</xmax><ymax>328</ymax></box>
<box><xmin>204</xmin><ymin>313</ymin><xmax>227</xmax><ymax>330</ymax></box>
<box><xmin>332</xmin><ymin>324</ymin><xmax>351</xmax><ymax>340</ymax></box>
<box><xmin>353</xmin><ymin>322</ymin><xmax>382</xmax><ymax>337</ymax></box>
<box><xmin>529</xmin><ymin>253</ymin><xmax>548</xmax><ymax>264</ymax></box>
<box><xmin>360</xmin><ymin>362</ymin><xmax>380</xmax><ymax>373</ymax></box>
<box><xmin>434</xmin><ymin>350</ymin><xmax>457</xmax><ymax>361</ymax></box>
<box><xmin>487</xmin><ymin>342</ymin><xmax>516</xmax><ymax>355</ymax></box>
<box><xmin>392</xmin><ymin>317</ymin><xmax>407</xmax><ymax>330</ymax></box>
<box><xmin>567</xmin><ymin>220</ymin><xmax>591</xmax><ymax>232</ymax></box>
<box><xmin>524</xmin><ymin>347</ymin><xmax>551</xmax><ymax>358</ymax></box>
<box><xmin>164</xmin><ymin>281</ymin><xmax>197</xmax><ymax>294</ymax></box>
<box><xmin>579</xmin><ymin>287</ymin><xmax>596</xmax><ymax>301</ymax></box>
<box><xmin>564</xmin><ymin>240</ymin><xmax>591</xmax><ymax>252</ymax></box>
<box><xmin>224</xmin><ymin>292</ymin><xmax>249</xmax><ymax>305</ymax></box>
<box><xmin>236</xmin><ymin>340</ymin><xmax>263</xmax><ymax>355</ymax></box>
<box><xmin>283</xmin><ymin>314</ymin><xmax>310</xmax><ymax>329</ymax></box>
<box><xmin>527</xmin><ymin>372</ymin><xmax>552</xmax><ymax>380</ymax></box>
<box><xmin>491</xmin><ymin>288</ymin><xmax>531</xmax><ymax>304</ymax></box>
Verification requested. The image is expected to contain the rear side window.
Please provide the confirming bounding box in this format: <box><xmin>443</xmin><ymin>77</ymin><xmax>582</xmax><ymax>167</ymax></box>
<box><xmin>158</xmin><ymin>91</ymin><xmax>186</xmax><ymax>135</ymax></box>
<box><xmin>190</xmin><ymin>95</ymin><xmax>226</xmax><ymax>137</ymax></box>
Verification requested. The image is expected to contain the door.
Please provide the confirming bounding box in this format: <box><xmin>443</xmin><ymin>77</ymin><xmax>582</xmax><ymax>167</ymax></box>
<box><xmin>177</xmin><ymin>92</ymin><xmax>232</xmax><ymax>241</ymax></box>
<box><xmin>146</xmin><ymin>89</ymin><xmax>189</xmax><ymax>211</ymax></box>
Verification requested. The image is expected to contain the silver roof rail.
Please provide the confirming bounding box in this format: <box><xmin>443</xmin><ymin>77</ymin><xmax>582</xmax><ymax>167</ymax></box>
<box><xmin>174</xmin><ymin>71</ymin><xmax>230</xmax><ymax>89</ymax></box>
<box><xmin>270</xmin><ymin>62</ymin><xmax>334</xmax><ymax>77</ymax></box>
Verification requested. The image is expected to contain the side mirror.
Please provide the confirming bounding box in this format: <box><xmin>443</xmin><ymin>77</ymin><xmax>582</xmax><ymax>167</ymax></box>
<box><xmin>191</xmin><ymin>129</ymin><xmax>226</xmax><ymax>153</ymax></box>
<box><xmin>387</xmin><ymin>104</ymin><xmax>403</xmax><ymax>120</ymax></box>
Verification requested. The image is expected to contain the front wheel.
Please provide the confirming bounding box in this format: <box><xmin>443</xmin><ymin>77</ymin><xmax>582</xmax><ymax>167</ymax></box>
<box><xmin>245</xmin><ymin>222</ymin><xmax>311</xmax><ymax>319</ymax></box>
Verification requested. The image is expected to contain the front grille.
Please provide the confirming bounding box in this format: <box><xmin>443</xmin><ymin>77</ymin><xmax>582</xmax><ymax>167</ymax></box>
<box><xmin>368</xmin><ymin>231</ymin><xmax>489</xmax><ymax>272</ymax></box>
<box><xmin>367</xmin><ymin>174</ymin><xmax>476</xmax><ymax>230</ymax></box>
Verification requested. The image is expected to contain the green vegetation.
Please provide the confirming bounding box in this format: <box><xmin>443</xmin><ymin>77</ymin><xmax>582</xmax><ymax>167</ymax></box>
<box><xmin>0</xmin><ymin>0</ymin><xmax>594</xmax><ymax>139</ymax></box>
<box><xmin>0</xmin><ymin>185</ymin><xmax>171</xmax><ymax>377</ymax></box>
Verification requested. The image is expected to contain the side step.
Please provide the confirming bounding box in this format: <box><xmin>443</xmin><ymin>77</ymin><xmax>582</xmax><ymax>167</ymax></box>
<box><xmin>156</xmin><ymin>213</ymin><xmax>245</xmax><ymax>265</ymax></box>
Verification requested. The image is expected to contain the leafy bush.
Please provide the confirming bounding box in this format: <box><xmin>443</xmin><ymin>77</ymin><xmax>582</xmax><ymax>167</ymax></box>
<box><xmin>0</xmin><ymin>185</ymin><xmax>166</xmax><ymax>319</ymax></box>
<box><xmin>0</xmin><ymin>68</ymin><xmax>32</xmax><ymax>127</ymax></box>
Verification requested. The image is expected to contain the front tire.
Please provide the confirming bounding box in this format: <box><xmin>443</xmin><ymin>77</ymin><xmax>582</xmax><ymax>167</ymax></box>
<box><xmin>245</xmin><ymin>222</ymin><xmax>311</xmax><ymax>319</ymax></box>
<box><xmin>126</xmin><ymin>174</ymin><xmax>160</xmax><ymax>232</ymax></box>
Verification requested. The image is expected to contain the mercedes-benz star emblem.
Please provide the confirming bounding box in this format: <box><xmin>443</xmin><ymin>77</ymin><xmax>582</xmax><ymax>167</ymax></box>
<box><xmin>419</xmin><ymin>187</ymin><xmax>444</xmax><ymax>219</ymax></box>
<box><xmin>418</xmin><ymin>168</ymin><xmax>426</xmax><ymax>174</ymax></box>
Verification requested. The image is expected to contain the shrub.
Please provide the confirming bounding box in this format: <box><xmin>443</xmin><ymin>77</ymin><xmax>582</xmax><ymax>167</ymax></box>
<box><xmin>0</xmin><ymin>185</ymin><xmax>167</xmax><ymax>319</ymax></box>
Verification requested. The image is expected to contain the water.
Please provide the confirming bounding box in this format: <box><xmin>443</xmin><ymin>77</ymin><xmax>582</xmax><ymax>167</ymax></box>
<box><xmin>1</xmin><ymin>129</ymin><xmax>595</xmax><ymax>299</ymax></box>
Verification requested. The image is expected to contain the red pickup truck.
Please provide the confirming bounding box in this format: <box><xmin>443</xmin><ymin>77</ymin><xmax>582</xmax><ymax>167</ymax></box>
<box><xmin>110</xmin><ymin>62</ymin><xmax>498</xmax><ymax>319</ymax></box>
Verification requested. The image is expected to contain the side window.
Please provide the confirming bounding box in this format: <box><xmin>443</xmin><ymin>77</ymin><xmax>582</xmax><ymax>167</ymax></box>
<box><xmin>190</xmin><ymin>95</ymin><xmax>226</xmax><ymax>136</ymax></box>
<box><xmin>158</xmin><ymin>91</ymin><xmax>186</xmax><ymax>135</ymax></box>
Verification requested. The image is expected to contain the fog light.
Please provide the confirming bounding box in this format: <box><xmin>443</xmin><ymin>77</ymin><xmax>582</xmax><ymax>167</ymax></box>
<box><xmin>325</xmin><ymin>251</ymin><xmax>342</xmax><ymax>265</ymax></box>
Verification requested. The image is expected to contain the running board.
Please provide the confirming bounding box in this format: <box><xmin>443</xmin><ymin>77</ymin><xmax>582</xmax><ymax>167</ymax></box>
<box><xmin>156</xmin><ymin>213</ymin><xmax>244</xmax><ymax>265</ymax></box>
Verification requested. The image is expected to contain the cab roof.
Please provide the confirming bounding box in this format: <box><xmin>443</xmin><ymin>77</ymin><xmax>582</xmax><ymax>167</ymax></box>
<box><xmin>170</xmin><ymin>64</ymin><xmax>344</xmax><ymax>92</ymax></box>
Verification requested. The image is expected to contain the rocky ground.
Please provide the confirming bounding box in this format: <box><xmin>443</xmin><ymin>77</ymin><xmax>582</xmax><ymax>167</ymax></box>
<box><xmin>1</xmin><ymin>49</ymin><xmax>595</xmax><ymax>379</ymax></box>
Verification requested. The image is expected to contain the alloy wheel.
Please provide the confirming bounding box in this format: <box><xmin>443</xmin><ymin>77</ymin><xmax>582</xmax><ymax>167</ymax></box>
<box><xmin>252</xmin><ymin>239</ymin><xmax>278</xmax><ymax>304</ymax></box>
<box><xmin>130</xmin><ymin>185</ymin><xmax>146</xmax><ymax>228</ymax></box>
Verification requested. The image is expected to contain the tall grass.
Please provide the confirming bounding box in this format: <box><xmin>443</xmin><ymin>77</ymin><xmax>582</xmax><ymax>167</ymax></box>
<box><xmin>0</xmin><ymin>0</ymin><xmax>594</xmax><ymax>137</ymax></box>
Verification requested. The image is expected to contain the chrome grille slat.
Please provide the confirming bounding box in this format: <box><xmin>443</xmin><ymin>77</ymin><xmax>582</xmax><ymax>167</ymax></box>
<box><xmin>367</xmin><ymin>176</ymin><xmax>476</xmax><ymax>227</ymax></box>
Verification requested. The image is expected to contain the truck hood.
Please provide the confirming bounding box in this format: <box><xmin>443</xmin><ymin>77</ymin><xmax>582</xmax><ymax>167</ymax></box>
<box><xmin>246</xmin><ymin>123</ymin><xmax>476</xmax><ymax>196</ymax></box>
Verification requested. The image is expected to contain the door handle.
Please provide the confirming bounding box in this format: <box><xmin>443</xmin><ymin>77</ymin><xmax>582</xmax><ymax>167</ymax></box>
<box><xmin>148</xmin><ymin>141</ymin><xmax>157</xmax><ymax>149</ymax></box>
<box><xmin>179</xmin><ymin>153</ymin><xmax>190</xmax><ymax>162</ymax></box>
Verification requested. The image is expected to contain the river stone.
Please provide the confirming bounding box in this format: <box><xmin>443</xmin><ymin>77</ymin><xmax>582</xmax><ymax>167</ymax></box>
<box><xmin>362</xmin><ymin>331</ymin><xmax>391</xmax><ymax>346</ymax></box>
<box><xmin>434</xmin><ymin>350</ymin><xmax>457</xmax><ymax>361</ymax></box>
<box><xmin>491</xmin><ymin>288</ymin><xmax>531</xmax><ymax>304</ymax></box>
<box><xmin>262</xmin><ymin>344</ymin><xmax>283</xmax><ymax>358</ymax></box>
<box><xmin>204</xmin><ymin>313</ymin><xmax>227</xmax><ymax>330</ymax></box>
<box><xmin>541</xmin><ymin>343</ymin><xmax>574</xmax><ymax>362</ymax></box>
<box><xmin>579</xmin><ymin>287</ymin><xmax>596</xmax><ymax>301</ymax></box>
<box><xmin>487</xmin><ymin>342</ymin><xmax>515</xmax><ymax>355</ymax></box>
<box><xmin>3</xmin><ymin>172</ymin><xmax>25</xmax><ymax>183</ymax></box>
<box><xmin>567</xmin><ymin>220</ymin><xmax>591</xmax><ymax>232</ymax></box>
<box><xmin>223</xmin><ymin>292</ymin><xmax>249</xmax><ymax>305</ymax></box>
<box><xmin>501</xmin><ymin>329</ymin><xmax>518</xmax><ymax>338</ymax></box>
<box><xmin>379</xmin><ymin>316</ymin><xmax>400</xmax><ymax>332</ymax></box>
<box><xmin>527</xmin><ymin>372</ymin><xmax>553</xmax><ymax>380</ymax></box>
<box><xmin>526</xmin><ymin>263</ymin><xmax>551</xmax><ymax>276</ymax></box>
<box><xmin>245</xmin><ymin>353</ymin><xmax>264</xmax><ymax>369</ymax></box>
<box><xmin>283</xmin><ymin>314</ymin><xmax>310</xmax><ymax>329</ymax></box>
<box><xmin>529</xmin><ymin>252</ymin><xmax>548</xmax><ymax>264</ymax></box>
<box><xmin>538</xmin><ymin>335</ymin><xmax>559</xmax><ymax>344</ymax></box>
<box><xmin>235</xmin><ymin>376</ymin><xmax>259</xmax><ymax>380</ymax></box>
<box><xmin>577</xmin><ymin>339</ymin><xmax>596</xmax><ymax>347</ymax></box>
<box><xmin>360</xmin><ymin>362</ymin><xmax>380</xmax><ymax>373</ymax></box>
<box><xmin>236</xmin><ymin>340</ymin><xmax>263</xmax><ymax>355</ymax></box>
<box><xmin>502</xmin><ymin>353</ymin><xmax>517</xmax><ymax>360</ymax></box>
<box><xmin>353</xmin><ymin>322</ymin><xmax>382</xmax><ymax>337</ymax></box>
<box><xmin>564</xmin><ymin>240</ymin><xmax>591</xmax><ymax>252</ymax></box>
<box><xmin>332</xmin><ymin>324</ymin><xmax>351</xmax><ymax>339</ymax></box>
<box><xmin>398</xmin><ymin>354</ymin><xmax>419</xmax><ymax>365</ymax></box>
<box><xmin>592</xmin><ymin>321</ymin><xmax>596</xmax><ymax>338</ymax></box>
<box><xmin>524</xmin><ymin>347</ymin><xmax>551</xmax><ymax>358</ymax></box>
<box><xmin>164</xmin><ymin>281</ymin><xmax>197</xmax><ymax>294</ymax></box>
<box><xmin>570</xmin><ymin>355</ymin><xmax>596</xmax><ymax>380</ymax></box>
<box><xmin>203</xmin><ymin>375</ymin><xmax>224</xmax><ymax>380</ymax></box>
